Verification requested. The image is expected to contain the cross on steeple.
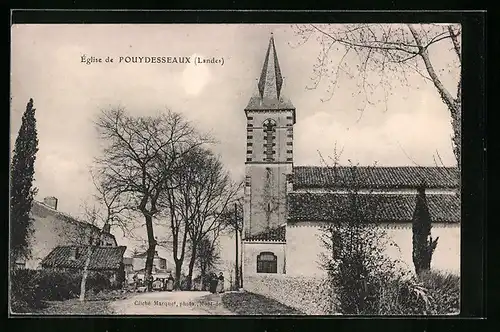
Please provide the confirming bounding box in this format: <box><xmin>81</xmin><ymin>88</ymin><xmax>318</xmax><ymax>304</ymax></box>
<box><xmin>257</xmin><ymin>33</ymin><xmax>284</xmax><ymax>100</ymax></box>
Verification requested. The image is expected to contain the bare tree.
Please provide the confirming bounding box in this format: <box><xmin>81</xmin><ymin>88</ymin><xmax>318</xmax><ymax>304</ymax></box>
<box><xmin>164</xmin><ymin>147</ymin><xmax>239</xmax><ymax>290</ymax></box>
<box><xmin>94</xmin><ymin>107</ymin><xmax>208</xmax><ymax>289</ymax></box>
<box><xmin>64</xmin><ymin>168</ymin><xmax>131</xmax><ymax>301</ymax></box>
<box><xmin>195</xmin><ymin>235</ymin><xmax>220</xmax><ymax>291</ymax></box>
<box><xmin>220</xmin><ymin>199</ymin><xmax>243</xmax><ymax>290</ymax></box>
<box><xmin>292</xmin><ymin>24</ymin><xmax>461</xmax><ymax>170</ymax></box>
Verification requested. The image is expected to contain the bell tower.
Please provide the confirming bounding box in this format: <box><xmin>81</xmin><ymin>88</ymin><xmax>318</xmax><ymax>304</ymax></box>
<box><xmin>243</xmin><ymin>33</ymin><xmax>296</xmax><ymax>238</ymax></box>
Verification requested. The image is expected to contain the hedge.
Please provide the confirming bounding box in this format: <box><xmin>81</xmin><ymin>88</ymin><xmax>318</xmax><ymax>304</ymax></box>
<box><xmin>10</xmin><ymin>268</ymin><xmax>113</xmax><ymax>313</ymax></box>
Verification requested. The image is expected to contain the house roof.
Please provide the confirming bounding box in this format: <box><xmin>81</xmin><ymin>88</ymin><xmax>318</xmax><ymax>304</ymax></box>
<box><xmin>244</xmin><ymin>225</ymin><xmax>286</xmax><ymax>242</ymax></box>
<box><xmin>133</xmin><ymin>251</ymin><xmax>165</xmax><ymax>260</ymax></box>
<box><xmin>287</xmin><ymin>192</ymin><xmax>460</xmax><ymax>223</ymax></box>
<box><xmin>292</xmin><ymin>166</ymin><xmax>459</xmax><ymax>190</ymax></box>
<box><xmin>41</xmin><ymin>245</ymin><xmax>127</xmax><ymax>270</ymax></box>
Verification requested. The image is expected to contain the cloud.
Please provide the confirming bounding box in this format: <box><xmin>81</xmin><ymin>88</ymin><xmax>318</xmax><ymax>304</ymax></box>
<box><xmin>181</xmin><ymin>54</ymin><xmax>212</xmax><ymax>96</ymax></box>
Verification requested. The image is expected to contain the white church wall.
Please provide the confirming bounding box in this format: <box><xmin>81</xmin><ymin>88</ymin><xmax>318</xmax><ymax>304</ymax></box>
<box><xmin>286</xmin><ymin>221</ymin><xmax>460</xmax><ymax>277</ymax></box>
<box><xmin>286</xmin><ymin>223</ymin><xmax>327</xmax><ymax>277</ymax></box>
<box><xmin>242</xmin><ymin>242</ymin><xmax>286</xmax><ymax>279</ymax></box>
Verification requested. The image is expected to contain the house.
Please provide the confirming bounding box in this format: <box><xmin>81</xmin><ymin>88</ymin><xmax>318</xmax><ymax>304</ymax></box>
<box><xmin>241</xmin><ymin>34</ymin><xmax>460</xmax><ymax>290</ymax></box>
<box><xmin>15</xmin><ymin>196</ymin><xmax>118</xmax><ymax>270</ymax></box>
<box><xmin>40</xmin><ymin>245</ymin><xmax>127</xmax><ymax>287</ymax></box>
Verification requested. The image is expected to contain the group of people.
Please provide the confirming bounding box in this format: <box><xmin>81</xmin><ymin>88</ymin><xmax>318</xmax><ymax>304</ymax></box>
<box><xmin>132</xmin><ymin>272</ymin><xmax>175</xmax><ymax>292</ymax></box>
<box><xmin>131</xmin><ymin>271</ymin><xmax>225</xmax><ymax>293</ymax></box>
<box><xmin>208</xmin><ymin>272</ymin><xmax>225</xmax><ymax>294</ymax></box>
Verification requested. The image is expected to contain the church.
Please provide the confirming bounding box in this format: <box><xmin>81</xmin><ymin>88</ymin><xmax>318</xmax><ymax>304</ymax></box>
<box><xmin>241</xmin><ymin>34</ymin><xmax>461</xmax><ymax>287</ymax></box>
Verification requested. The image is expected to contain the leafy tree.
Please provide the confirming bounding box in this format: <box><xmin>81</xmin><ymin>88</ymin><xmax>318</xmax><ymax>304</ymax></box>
<box><xmin>412</xmin><ymin>182</ymin><xmax>439</xmax><ymax>275</ymax></box>
<box><xmin>10</xmin><ymin>98</ymin><xmax>39</xmax><ymax>263</ymax></box>
<box><xmin>292</xmin><ymin>24</ymin><xmax>461</xmax><ymax>170</ymax></box>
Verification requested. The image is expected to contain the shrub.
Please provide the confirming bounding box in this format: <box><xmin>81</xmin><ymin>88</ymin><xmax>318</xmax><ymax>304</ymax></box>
<box><xmin>419</xmin><ymin>270</ymin><xmax>460</xmax><ymax>314</ymax></box>
<box><xmin>10</xmin><ymin>268</ymin><xmax>45</xmax><ymax>312</ymax></box>
<box><xmin>87</xmin><ymin>272</ymin><xmax>112</xmax><ymax>293</ymax></box>
<box><xmin>372</xmin><ymin>269</ymin><xmax>459</xmax><ymax>315</ymax></box>
<box><xmin>376</xmin><ymin>273</ymin><xmax>433</xmax><ymax>315</ymax></box>
<box><xmin>10</xmin><ymin>268</ymin><xmax>115</xmax><ymax>313</ymax></box>
<box><xmin>35</xmin><ymin>269</ymin><xmax>82</xmax><ymax>301</ymax></box>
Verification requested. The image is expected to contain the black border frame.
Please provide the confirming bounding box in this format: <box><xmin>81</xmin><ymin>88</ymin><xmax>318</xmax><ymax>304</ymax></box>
<box><xmin>7</xmin><ymin>9</ymin><xmax>487</xmax><ymax>332</ymax></box>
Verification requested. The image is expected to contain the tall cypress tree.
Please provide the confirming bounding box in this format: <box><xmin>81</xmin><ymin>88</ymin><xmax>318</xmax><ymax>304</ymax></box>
<box><xmin>412</xmin><ymin>181</ymin><xmax>439</xmax><ymax>274</ymax></box>
<box><xmin>10</xmin><ymin>98</ymin><xmax>39</xmax><ymax>263</ymax></box>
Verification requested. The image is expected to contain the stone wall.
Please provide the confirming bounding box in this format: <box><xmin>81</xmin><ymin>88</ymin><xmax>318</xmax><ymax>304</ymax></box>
<box><xmin>244</xmin><ymin>274</ymin><xmax>336</xmax><ymax>315</ymax></box>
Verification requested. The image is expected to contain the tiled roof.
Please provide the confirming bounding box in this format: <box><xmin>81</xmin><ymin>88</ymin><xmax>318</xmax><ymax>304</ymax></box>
<box><xmin>292</xmin><ymin>166</ymin><xmax>459</xmax><ymax>190</ymax></box>
<box><xmin>245</xmin><ymin>225</ymin><xmax>286</xmax><ymax>242</ymax></box>
<box><xmin>287</xmin><ymin>192</ymin><xmax>460</xmax><ymax>223</ymax></box>
<box><xmin>41</xmin><ymin>245</ymin><xmax>127</xmax><ymax>270</ymax></box>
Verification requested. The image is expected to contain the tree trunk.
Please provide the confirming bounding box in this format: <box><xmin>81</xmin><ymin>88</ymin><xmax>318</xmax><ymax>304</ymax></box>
<box><xmin>143</xmin><ymin>214</ymin><xmax>156</xmax><ymax>292</ymax></box>
<box><xmin>200</xmin><ymin>265</ymin><xmax>207</xmax><ymax>291</ymax></box>
<box><xmin>79</xmin><ymin>245</ymin><xmax>94</xmax><ymax>301</ymax></box>
<box><xmin>186</xmin><ymin>245</ymin><xmax>197</xmax><ymax>291</ymax></box>
<box><xmin>174</xmin><ymin>261</ymin><xmax>182</xmax><ymax>290</ymax></box>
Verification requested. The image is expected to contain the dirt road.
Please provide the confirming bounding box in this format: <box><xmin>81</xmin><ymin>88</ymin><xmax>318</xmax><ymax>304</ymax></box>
<box><xmin>110</xmin><ymin>290</ymin><xmax>235</xmax><ymax>315</ymax></box>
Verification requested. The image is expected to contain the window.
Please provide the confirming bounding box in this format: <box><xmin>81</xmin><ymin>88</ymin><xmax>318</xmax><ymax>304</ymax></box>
<box><xmin>287</xmin><ymin>150</ymin><xmax>293</xmax><ymax>153</ymax></box>
<box><xmin>287</xmin><ymin>142</ymin><xmax>293</xmax><ymax>146</ymax></box>
<box><xmin>247</xmin><ymin>142</ymin><xmax>253</xmax><ymax>146</ymax></box>
<box><xmin>247</xmin><ymin>158</ymin><xmax>252</xmax><ymax>162</ymax></box>
<box><xmin>287</xmin><ymin>158</ymin><xmax>293</xmax><ymax>161</ymax></box>
<box><xmin>248</xmin><ymin>116</ymin><xmax>254</xmax><ymax>120</ymax></box>
<box><xmin>248</xmin><ymin>124</ymin><xmax>253</xmax><ymax>127</ymax></box>
<box><xmin>286</xmin><ymin>116</ymin><xmax>293</xmax><ymax>120</ymax></box>
<box><xmin>257</xmin><ymin>252</ymin><xmax>277</xmax><ymax>273</ymax></box>
<box><xmin>246</xmin><ymin>150</ymin><xmax>252</xmax><ymax>154</ymax></box>
<box><xmin>247</xmin><ymin>135</ymin><xmax>253</xmax><ymax>139</ymax></box>
<box><xmin>263</xmin><ymin>119</ymin><xmax>277</xmax><ymax>162</ymax></box>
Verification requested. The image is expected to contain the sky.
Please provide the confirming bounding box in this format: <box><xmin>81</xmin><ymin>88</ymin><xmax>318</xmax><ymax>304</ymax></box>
<box><xmin>10</xmin><ymin>24</ymin><xmax>459</xmax><ymax>260</ymax></box>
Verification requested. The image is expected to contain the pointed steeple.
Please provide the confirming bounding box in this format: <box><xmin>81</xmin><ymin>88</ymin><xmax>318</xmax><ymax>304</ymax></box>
<box><xmin>257</xmin><ymin>33</ymin><xmax>284</xmax><ymax>100</ymax></box>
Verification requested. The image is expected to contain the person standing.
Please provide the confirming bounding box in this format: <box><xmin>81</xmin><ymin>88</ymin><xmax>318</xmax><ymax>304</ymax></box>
<box><xmin>132</xmin><ymin>272</ymin><xmax>139</xmax><ymax>291</ymax></box>
<box><xmin>209</xmin><ymin>273</ymin><xmax>218</xmax><ymax>294</ymax></box>
<box><xmin>147</xmin><ymin>274</ymin><xmax>154</xmax><ymax>292</ymax></box>
<box><xmin>166</xmin><ymin>272</ymin><xmax>174</xmax><ymax>292</ymax></box>
<box><xmin>217</xmin><ymin>272</ymin><xmax>225</xmax><ymax>293</ymax></box>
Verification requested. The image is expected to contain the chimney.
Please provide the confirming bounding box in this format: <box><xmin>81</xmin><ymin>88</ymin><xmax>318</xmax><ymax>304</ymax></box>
<box><xmin>70</xmin><ymin>247</ymin><xmax>78</xmax><ymax>260</ymax></box>
<box><xmin>102</xmin><ymin>223</ymin><xmax>111</xmax><ymax>234</ymax></box>
<box><xmin>43</xmin><ymin>196</ymin><xmax>58</xmax><ymax>210</ymax></box>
